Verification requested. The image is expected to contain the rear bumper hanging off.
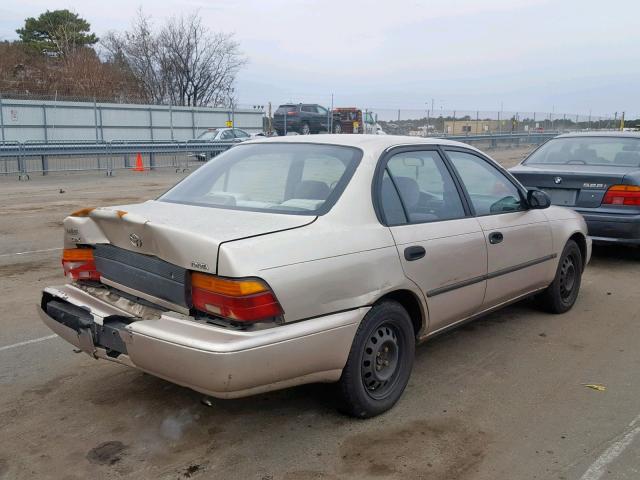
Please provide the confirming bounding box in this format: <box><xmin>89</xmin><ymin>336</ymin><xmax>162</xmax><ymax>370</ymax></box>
<box><xmin>39</xmin><ymin>284</ymin><xmax>365</xmax><ymax>398</ymax></box>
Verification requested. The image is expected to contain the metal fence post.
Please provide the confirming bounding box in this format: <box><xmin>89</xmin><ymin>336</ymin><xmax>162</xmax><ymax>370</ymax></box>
<box><xmin>0</xmin><ymin>95</ymin><xmax>5</xmax><ymax>143</ymax></box>
<box><xmin>98</xmin><ymin>105</ymin><xmax>104</xmax><ymax>141</ymax></box>
<box><xmin>149</xmin><ymin>107</ymin><xmax>154</xmax><ymax>141</ymax></box>
<box><xmin>41</xmin><ymin>104</ymin><xmax>48</xmax><ymax>175</ymax></box>
<box><xmin>169</xmin><ymin>103</ymin><xmax>174</xmax><ymax>140</ymax></box>
<box><xmin>191</xmin><ymin>109</ymin><xmax>196</xmax><ymax>138</ymax></box>
<box><xmin>93</xmin><ymin>98</ymin><xmax>99</xmax><ymax>142</ymax></box>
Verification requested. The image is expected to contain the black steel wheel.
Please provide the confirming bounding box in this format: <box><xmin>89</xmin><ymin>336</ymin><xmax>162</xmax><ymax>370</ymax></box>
<box><xmin>337</xmin><ymin>300</ymin><xmax>415</xmax><ymax>418</ymax></box>
<box><xmin>538</xmin><ymin>239</ymin><xmax>583</xmax><ymax>314</ymax></box>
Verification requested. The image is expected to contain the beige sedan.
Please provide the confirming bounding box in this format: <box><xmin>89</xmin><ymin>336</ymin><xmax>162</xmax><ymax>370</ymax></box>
<box><xmin>40</xmin><ymin>135</ymin><xmax>590</xmax><ymax>417</ymax></box>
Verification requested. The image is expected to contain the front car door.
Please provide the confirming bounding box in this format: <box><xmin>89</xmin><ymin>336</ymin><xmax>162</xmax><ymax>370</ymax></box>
<box><xmin>444</xmin><ymin>148</ymin><xmax>554</xmax><ymax>309</ymax></box>
<box><xmin>377</xmin><ymin>147</ymin><xmax>488</xmax><ymax>334</ymax></box>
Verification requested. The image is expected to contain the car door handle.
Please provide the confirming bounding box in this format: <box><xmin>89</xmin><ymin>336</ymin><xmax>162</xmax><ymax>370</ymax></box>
<box><xmin>488</xmin><ymin>232</ymin><xmax>504</xmax><ymax>245</ymax></box>
<box><xmin>404</xmin><ymin>246</ymin><xmax>426</xmax><ymax>261</ymax></box>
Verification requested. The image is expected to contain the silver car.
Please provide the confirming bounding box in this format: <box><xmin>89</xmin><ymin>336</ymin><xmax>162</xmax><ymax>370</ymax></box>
<box><xmin>40</xmin><ymin>135</ymin><xmax>591</xmax><ymax>417</ymax></box>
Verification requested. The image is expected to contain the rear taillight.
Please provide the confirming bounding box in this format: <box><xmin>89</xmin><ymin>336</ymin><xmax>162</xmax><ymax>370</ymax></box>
<box><xmin>62</xmin><ymin>248</ymin><xmax>100</xmax><ymax>281</ymax></box>
<box><xmin>191</xmin><ymin>273</ymin><xmax>283</xmax><ymax>323</ymax></box>
<box><xmin>286</xmin><ymin>111</ymin><xmax>298</xmax><ymax>116</ymax></box>
<box><xmin>602</xmin><ymin>185</ymin><xmax>640</xmax><ymax>206</ymax></box>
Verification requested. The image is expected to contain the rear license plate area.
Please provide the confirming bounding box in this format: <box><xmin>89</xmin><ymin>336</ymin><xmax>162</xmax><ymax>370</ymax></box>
<box><xmin>541</xmin><ymin>188</ymin><xmax>578</xmax><ymax>206</ymax></box>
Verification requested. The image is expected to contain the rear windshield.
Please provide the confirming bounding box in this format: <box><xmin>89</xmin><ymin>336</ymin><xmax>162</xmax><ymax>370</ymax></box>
<box><xmin>525</xmin><ymin>137</ymin><xmax>640</xmax><ymax>167</ymax></box>
<box><xmin>159</xmin><ymin>143</ymin><xmax>362</xmax><ymax>215</ymax></box>
<box><xmin>197</xmin><ymin>130</ymin><xmax>219</xmax><ymax>140</ymax></box>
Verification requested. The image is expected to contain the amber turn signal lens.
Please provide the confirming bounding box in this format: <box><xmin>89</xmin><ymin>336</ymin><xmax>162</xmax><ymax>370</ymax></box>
<box><xmin>62</xmin><ymin>248</ymin><xmax>94</xmax><ymax>261</ymax></box>
<box><xmin>191</xmin><ymin>273</ymin><xmax>268</xmax><ymax>297</ymax></box>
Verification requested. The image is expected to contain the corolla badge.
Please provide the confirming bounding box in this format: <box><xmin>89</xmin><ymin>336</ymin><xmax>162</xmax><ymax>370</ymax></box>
<box><xmin>129</xmin><ymin>233</ymin><xmax>143</xmax><ymax>248</ymax></box>
<box><xmin>554</xmin><ymin>176</ymin><xmax>563</xmax><ymax>184</ymax></box>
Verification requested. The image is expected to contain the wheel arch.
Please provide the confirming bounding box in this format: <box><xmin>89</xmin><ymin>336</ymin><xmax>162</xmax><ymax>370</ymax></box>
<box><xmin>568</xmin><ymin>231</ymin><xmax>587</xmax><ymax>272</ymax></box>
<box><xmin>373</xmin><ymin>289</ymin><xmax>426</xmax><ymax>339</ymax></box>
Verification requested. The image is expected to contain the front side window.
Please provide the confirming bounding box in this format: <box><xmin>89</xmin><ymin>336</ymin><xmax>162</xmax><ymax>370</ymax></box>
<box><xmin>160</xmin><ymin>143</ymin><xmax>361</xmax><ymax>215</ymax></box>
<box><xmin>524</xmin><ymin>137</ymin><xmax>640</xmax><ymax>166</ymax></box>
<box><xmin>447</xmin><ymin>150</ymin><xmax>524</xmax><ymax>216</ymax></box>
<box><xmin>381</xmin><ymin>150</ymin><xmax>465</xmax><ymax>224</ymax></box>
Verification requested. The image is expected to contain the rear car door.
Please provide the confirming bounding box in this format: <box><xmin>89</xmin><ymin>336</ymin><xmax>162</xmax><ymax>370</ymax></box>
<box><xmin>444</xmin><ymin>148</ymin><xmax>553</xmax><ymax>309</ymax></box>
<box><xmin>378</xmin><ymin>148</ymin><xmax>488</xmax><ymax>333</ymax></box>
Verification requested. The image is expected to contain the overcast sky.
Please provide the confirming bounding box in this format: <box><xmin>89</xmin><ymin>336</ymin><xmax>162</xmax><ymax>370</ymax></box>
<box><xmin>1</xmin><ymin>0</ymin><xmax>639</xmax><ymax>117</ymax></box>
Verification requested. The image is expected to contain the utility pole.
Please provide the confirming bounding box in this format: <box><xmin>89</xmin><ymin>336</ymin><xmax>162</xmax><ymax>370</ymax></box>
<box><xmin>621</xmin><ymin>111</ymin><xmax>625</xmax><ymax>131</ymax></box>
<box><xmin>425</xmin><ymin>102</ymin><xmax>429</xmax><ymax>137</ymax></box>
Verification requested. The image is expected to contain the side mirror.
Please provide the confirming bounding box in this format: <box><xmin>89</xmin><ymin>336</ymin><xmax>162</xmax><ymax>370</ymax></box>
<box><xmin>527</xmin><ymin>189</ymin><xmax>551</xmax><ymax>209</ymax></box>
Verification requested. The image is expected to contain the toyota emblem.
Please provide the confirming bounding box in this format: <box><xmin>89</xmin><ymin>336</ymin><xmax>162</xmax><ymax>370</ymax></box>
<box><xmin>129</xmin><ymin>233</ymin><xmax>143</xmax><ymax>248</ymax></box>
<box><xmin>554</xmin><ymin>176</ymin><xmax>562</xmax><ymax>184</ymax></box>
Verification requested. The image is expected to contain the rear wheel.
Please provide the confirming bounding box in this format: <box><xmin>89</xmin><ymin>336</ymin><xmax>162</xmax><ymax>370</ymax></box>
<box><xmin>301</xmin><ymin>123</ymin><xmax>311</xmax><ymax>135</ymax></box>
<box><xmin>538</xmin><ymin>239</ymin><xmax>583</xmax><ymax>313</ymax></box>
<box><xmin>337</xmin><ymin>301</ymin><xmax>415</xmax><ymax>418</ymax></box>
<box><xmin>333</xmin><ymin>122</ymin><xmax>342</xmax><ymax>134</ymax></box>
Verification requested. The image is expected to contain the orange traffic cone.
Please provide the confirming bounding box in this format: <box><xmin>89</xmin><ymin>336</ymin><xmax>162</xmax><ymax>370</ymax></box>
<box><xmin>133</xmin><ymin>153</ymin><xmax>144</xmax><ymax>172</ymax></box>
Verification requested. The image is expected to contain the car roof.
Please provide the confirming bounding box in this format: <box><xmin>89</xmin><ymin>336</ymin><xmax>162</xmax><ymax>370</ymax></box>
<box><xmin>242</xmin><ymin>134</ymin><xmax>483</xmax><ymax>164</ymax></box>
<box><xmin>554</xmin><ymin>131</ymin><xmax>640</xmax><ymax>139</ymax></box>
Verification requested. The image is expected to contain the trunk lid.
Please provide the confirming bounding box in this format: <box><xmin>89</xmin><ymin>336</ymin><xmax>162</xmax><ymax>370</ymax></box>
<box><xmin>65</xmin><ymin>200</ymin><xmax>314</xmax><ymax>275</ymax></box>
<box><xmin>511</xmin><ymin>164</ymin><xmax>640</xmax><ymax>208</ymax></box>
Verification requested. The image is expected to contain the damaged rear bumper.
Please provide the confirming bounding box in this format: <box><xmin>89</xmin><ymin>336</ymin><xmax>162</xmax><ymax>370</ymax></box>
<box><xmin>39</xmin><ymin>284</ymin><xmax>366</xmax><ymax>399</ymax></box>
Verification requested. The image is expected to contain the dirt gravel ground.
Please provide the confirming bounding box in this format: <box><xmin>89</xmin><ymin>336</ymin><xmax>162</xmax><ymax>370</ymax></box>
<box><xmin>1</xmin><ymin>146</ymin><xmax>640</xmax><ymax>480</ymax></box>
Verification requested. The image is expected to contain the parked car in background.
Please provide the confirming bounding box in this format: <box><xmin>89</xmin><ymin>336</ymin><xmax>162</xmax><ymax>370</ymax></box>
<box><xmin>190</xmin><ymin>128</ymin><xmax>254</xmax><ymax>160</ymax></box>
<box><xmin>273</xmin><ymin>103</ymin><xmax>332</xmax><ymax>135</ymax></box>
<box><xmin>510</xmin><ymin>132</ymin><xmax>640</xmax><ymax>245</ymax></box>
<box><xmin>40</xmin><ymin>135</ymin><xmax>589</xmax><ymax>418</ymax></box>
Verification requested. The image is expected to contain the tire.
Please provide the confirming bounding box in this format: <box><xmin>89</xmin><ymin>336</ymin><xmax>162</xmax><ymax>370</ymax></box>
<box><xmin>337</xmin><ymin>301</ymin><xmax>415</xmax><ymax>418</ymax></box>
<box><xmin>538</xmin><ymin>239</ymin><xmax>583</xmax><ymax>314</ymax></box>
<box><xmin>333</xmin><ymin>122</ymin><xmax>342</xmax><ymax>134</ymax></box>
<box><xmin>301</xmin><ymin>123</ymin><xmax>311</xmax><ymax>135</ymax></box>
<box><xmin>275</xmin><ymin>129</ymin><xmax>284</xmax><ymax>136</ymax></box>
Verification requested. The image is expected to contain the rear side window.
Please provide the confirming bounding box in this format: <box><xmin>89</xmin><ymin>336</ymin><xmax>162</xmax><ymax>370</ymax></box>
<box><xmin>525</xmin><ymin>137</ymin><xmax>640</xmax><ymax>166</ymax></box>
<box><xmin>160</xmin><ymin>143</ymin><xmax>361</xmax><ymax>215</ymax></box>
<box><xmin>380</xmin><ymin>150</ymin><xmax>465</xmax><ymax>225</ymax></box>
<box><xmin>447</xmin><ymin>150</ymin><xmax>524</xmax><ymax>216</ymax></box>
<box><xmin>276</xmin><ymin>105</ymin><xmax>297</xmax><ymax>113</ymax></box>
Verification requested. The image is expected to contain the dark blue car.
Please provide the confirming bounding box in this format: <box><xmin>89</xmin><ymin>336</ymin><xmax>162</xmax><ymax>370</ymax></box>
<box><xmin>510</xmin><ymin>132</ymin><xmax>640</xmax><ymax>246</ymax></box>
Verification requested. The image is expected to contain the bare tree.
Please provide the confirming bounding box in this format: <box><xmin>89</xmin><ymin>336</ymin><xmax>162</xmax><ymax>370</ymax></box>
<box><xmin>102</xmin><ymin>10</ymin><xmax>246</xmax><ymax>107</ymax></box>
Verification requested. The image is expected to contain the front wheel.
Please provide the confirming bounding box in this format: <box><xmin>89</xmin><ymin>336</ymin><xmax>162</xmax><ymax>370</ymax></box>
<box><xmin>337</xmin><ymin>301</ymin><xmax>415</xmax><ymax>418</ymax></box>
<box><xmin>538</xmin><ymin>239</ymin><xmax>583</xmax><ymax>313</ymax></box>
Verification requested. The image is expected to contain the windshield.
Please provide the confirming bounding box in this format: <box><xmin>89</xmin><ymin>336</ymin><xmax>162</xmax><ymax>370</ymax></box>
<box><xmin>159</xmin><ymin>143</ymin><xmax>362</xmax><ymax>215</ymax></box>
<box><xmin>525</xmin><ymin>137</ymin><xmax>640</xmax><ymax>167</ymax></box>
<box><xmin>197</xmin><ymin>130</ymin><xmax>219</xmax><ymax>140</ymax></box>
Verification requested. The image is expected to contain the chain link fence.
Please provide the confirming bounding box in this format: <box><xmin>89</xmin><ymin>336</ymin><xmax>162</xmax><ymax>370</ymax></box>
<box><xmin>362</xmin><ymin>108</ymin><xmax>625</xmax><ymax>136</ymax></box>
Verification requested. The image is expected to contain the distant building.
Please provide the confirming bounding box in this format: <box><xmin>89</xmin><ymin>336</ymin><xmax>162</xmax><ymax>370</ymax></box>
<box><xmin>443</xmin><ymin>119</ymin><xmax>507</xmax><ymax>135</ymax></box>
